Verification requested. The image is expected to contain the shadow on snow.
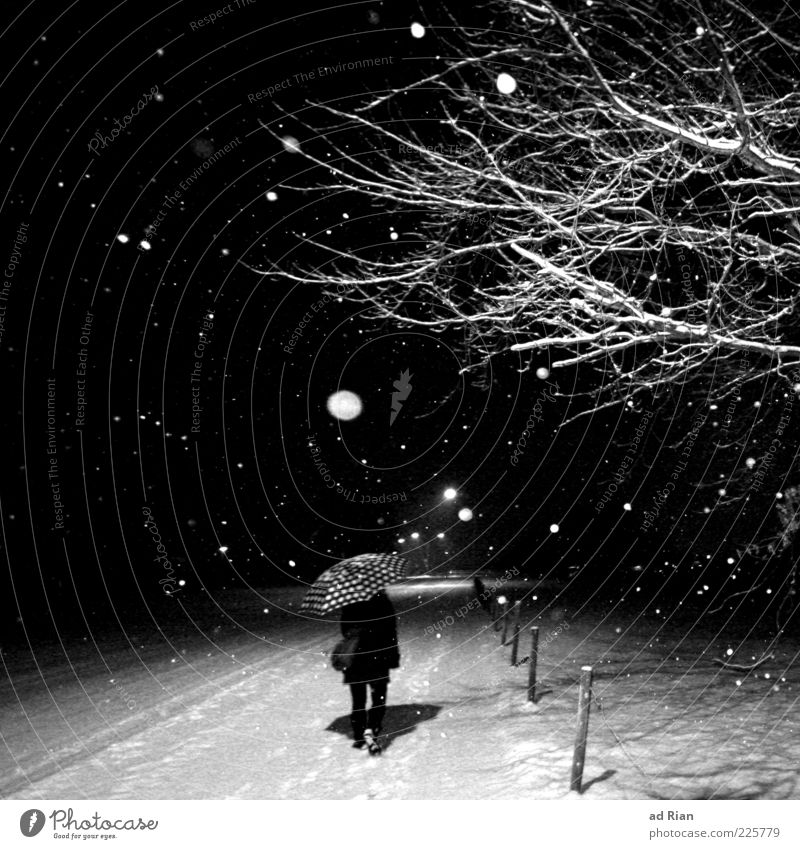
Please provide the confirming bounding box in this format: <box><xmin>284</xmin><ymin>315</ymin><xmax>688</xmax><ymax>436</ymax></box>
<box><xmin>326</xmin><ymin>703</ymin><xmax>442</xmax><ymax>751</ymax></box>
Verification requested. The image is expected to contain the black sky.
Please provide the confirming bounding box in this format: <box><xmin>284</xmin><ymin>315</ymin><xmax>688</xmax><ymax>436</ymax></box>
<box><xmin>1</xmin><ymin>0</ymin><xmax>792</xmax><ymax>642</ymax></box>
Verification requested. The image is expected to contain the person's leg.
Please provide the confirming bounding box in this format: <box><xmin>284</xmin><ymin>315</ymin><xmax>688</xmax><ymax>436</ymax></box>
<box><xmin>367</xmin><ymin>678</ymin><xmax>388</xmax><ymax>736</ymax></box>
<box><xmin>349</xmin><ymin>682</ymin><xmax>367</xmax><ymax>744</ymax></box>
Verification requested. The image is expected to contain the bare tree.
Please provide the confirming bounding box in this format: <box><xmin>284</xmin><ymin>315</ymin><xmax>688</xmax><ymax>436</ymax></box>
<box><xmin>260</xmin><ymin>0</ymin><xmax>800</xmax><ymax>418</ymax></box>
<box><xmin>256</xmin><ymin>0</ymin><xmax>800</xmax><ymax>641</ymax></box>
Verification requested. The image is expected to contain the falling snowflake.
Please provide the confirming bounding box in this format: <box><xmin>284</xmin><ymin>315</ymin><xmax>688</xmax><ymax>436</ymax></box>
<box><xmin>497</xmin><ymin>73</ymin><xmax>517</xmax><ymax>94</ymax></box>
<box><xmin>190</xmin><ymin>138</ymin><xmax>215</xmax><ymax>159</ymax></box>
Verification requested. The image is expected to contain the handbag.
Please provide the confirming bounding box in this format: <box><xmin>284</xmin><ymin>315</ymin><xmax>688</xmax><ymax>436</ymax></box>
<box><xmin>331</xmin><ymin>632</ymin><xmax>360</xmax><ymax>671</ymax></box>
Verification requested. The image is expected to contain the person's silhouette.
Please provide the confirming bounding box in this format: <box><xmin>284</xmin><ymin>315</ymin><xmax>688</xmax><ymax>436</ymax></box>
<box><xmin>339</xmin><ymin>590</ymin><xmax>400</xmax><ymax>753</ymax></box>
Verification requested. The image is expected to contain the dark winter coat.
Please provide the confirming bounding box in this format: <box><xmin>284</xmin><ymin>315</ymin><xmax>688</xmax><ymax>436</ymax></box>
<box><xmin>339</xmin><ymin>591</ymin><xmax>400</xmax><ymax>685</ymax></box>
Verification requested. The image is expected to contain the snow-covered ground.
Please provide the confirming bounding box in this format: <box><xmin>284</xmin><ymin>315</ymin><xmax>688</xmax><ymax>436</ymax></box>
<box><xmin>2</xmin><ymin>580</ymin><xmax>798</xmax><ymax>800</ymax></box>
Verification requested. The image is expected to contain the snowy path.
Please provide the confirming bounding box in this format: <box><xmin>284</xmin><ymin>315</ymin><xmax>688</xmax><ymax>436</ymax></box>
<box><xmin>2</xmin><ymin>583</ymin><xmax>799</xmax><ymax>799</ymax></box>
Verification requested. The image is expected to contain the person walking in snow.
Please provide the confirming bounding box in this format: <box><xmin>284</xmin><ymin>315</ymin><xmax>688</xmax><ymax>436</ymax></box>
<box><xmin>338</xmin><ymin>590</ymin><xmax>400</xmax><ymax>754</ymax></box>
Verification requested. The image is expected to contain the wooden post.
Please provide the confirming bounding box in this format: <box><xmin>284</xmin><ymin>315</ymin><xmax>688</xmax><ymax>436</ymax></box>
<box><xmin>510</xmin><ymin>601</ymin><xmax>522</xmax><ymax>665</ymax></box>
<box><xmin>527</xmin><ymin>626</ymin><xmax>539</xmax><ymax>702</ymax></box>
<box><xmin>570</xmin><ymin>665</ymin><xmax>594</xmax><ymax>794</ymax></box>
<box><xmin>492</xmin><ymin>597</ymin><xmax>502</xmax><ymax>631</ymax></box>
<box><xmin>474</xmin><ymin>577</ymin><xmax>489</xmax><ymax>615</ymax></box>
<box><xmin>500</xmin><ymin>598</ymin><xmax>510</xmax><ymax>645</ymax></box>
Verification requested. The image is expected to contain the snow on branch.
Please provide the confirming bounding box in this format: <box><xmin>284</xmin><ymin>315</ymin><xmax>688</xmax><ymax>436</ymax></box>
<box><xmin>261</xmin><ymin>0</ymin><xmax>800</xmax><ymax>410</ymax></box>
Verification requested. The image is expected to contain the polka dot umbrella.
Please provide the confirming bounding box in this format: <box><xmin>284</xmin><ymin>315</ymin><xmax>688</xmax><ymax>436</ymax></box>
<box><xmin>299</xmin><ymin>553</ymin><xmax>408</xmax><ymax>616</ymax></box>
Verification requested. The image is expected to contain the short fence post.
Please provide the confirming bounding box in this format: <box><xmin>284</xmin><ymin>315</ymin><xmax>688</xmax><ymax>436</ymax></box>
<box><xmin>527</xmin><ymin>626</ymin><xmax>539</xmax><ymax>702</ymax></box>
<box><xmin>500</xmin><ymin>598</ymin><xmax>511</xmax><ymax>645</ymax></box>
<box><xmin>570</xmin><ymin>665</ymin><xmax>594</xmax><ymax>794</ymax></box>
<box><xmin>509</xmin><ymin>601</ymin><xmax>522</xmax><ymax>665</ymax></box>
<box><xmin>493</xmin><ymin>598</ymin><xmax>503</xmax><ymax>632</ymax></box>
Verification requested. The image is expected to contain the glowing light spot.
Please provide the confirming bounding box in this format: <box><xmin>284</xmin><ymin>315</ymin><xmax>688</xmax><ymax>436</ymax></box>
<box><xmin>282</xmin><ymin>136</ymin><xmax>301</xmax><ymax>153</ymax></box>
<box><xmin>550</xmin><ymin>523</ymin><xmax>560</xmax><ymax>533</ymax></box>
<box><xmin>266</xmin><ymin>191</ymin><xmax>278</xmax><ymax>201</ymax></box>
<box><xmin>116</xmin><ymin>234</ymin><xmax>129</xmax><ymax>244</ymax></box>
<box><xmin>458</xmin><ymin>507</ymin><xmax>473</xmax><ymax>522</ymax></box>
<box><xmin>496</xmin><ymin>73</ymin><xmax>517</xmax><ymax>94</ymax></box>
<box><xmin>410</xmin><ymin>22</ymin><xmax>425</xmax><ymax>38</ymax></box>
<box><xmin>326</xmin><ymin>390</ymin><xmax>363</xmax><ymax>421</ymax></box>
<box><xmin>443</xmin><ymin>488</ymin><xmax>457</xmax><ymax>500</ymax></box>
<box><xmin>536</xmin><ymin>366</ymin><xmax>550</xmax><ymax>380</ymax></box>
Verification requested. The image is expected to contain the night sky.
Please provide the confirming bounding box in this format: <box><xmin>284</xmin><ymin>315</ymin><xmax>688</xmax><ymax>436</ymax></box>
<box><xmin>1</xmin><ymin>0</ymin><xmax>793</xmax><ymax>642</ymax></box>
